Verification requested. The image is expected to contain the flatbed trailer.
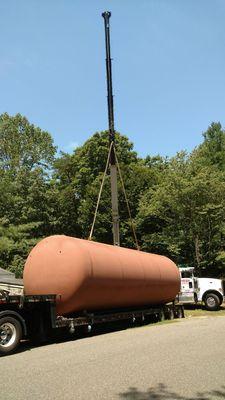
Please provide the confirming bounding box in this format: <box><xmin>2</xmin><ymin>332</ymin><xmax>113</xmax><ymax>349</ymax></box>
<box><xmin>0</xmin><ymin>293</ymin><xmax>184</xmax><ymax>356</ymax></box>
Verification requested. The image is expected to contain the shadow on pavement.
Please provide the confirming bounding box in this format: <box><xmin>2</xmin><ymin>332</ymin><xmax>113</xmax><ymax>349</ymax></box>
<box><xmin>119</xmin><ymin>384</ymin><xmax>225</xmax><ymax>400</ymax></box>
<box><xmin>2</xmin><ymin>319</ymin><xmax>143</xmax><ymax>357</ymax></box>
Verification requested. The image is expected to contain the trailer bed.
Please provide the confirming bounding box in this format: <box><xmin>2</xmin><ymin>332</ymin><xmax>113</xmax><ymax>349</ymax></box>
<box><xmin>0</xmin><ymin>293</ymin><xmax>184</xmax><ymax>356</ymax></box>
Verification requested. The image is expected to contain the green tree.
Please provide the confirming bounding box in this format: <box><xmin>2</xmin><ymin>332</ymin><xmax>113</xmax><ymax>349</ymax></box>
<box><xmin>0</xmin><ymin>113</ymin><xmax>57</xmax><ymax>276</ymax></box>
<box><xmin>53</xmin><ymin>131</ymin><xmax>139</xmax><ymax>243</ymax></box>
<box><xmin>0</xmin><ymin>113</ymin><xmax>56</xmax><ymax>172</ymax></box>
<box><xmin>1</xmin><ymin>114</ymin><xmax>225</xmax><ymax>280</ymax></box>
<box><xmin>192</xmin><ymin>122</ymin><xmax>225</xmax><ymax>171</ymax></box>
<box><xmin>136</xmin><ymin>152</ymin><xmax>225</xmax><ymax>277</ymax></box>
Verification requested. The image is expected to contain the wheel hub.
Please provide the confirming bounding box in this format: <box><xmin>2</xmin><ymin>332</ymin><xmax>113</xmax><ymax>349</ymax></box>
<box><xmin>0</xmin><ymin>330</ymin><xmax>8</xmax><ymax>341</ymax></box>
<box><xmin>207</xmin><ymin>297</ymin><xmax>215</xmax><ymax>306</ymax></box>
<box><xmin>0</xmin><ymin>323</ymin><xmax>16</xmax><ymax>347</ymax></box>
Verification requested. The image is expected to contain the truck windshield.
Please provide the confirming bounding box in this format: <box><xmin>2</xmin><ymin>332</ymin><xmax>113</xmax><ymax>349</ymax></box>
<box><xmin>181</xmin><ymin>271</ymin><xmax>193</xmax><ymax>278</ymax></box>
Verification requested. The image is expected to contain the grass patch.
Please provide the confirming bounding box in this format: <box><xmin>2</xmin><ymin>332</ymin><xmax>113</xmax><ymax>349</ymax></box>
<box><xmin>133</xmin><ymin>305</ymin><xmax>225</xmax><ymax>331</ymax></box>
<box><xmin>184</xmin><ymin>304</ymin><xmax>225</xmax><ymax>318</ymax></box>
<box><xmin>152</xmin><ymin>319</ymin><xmax>178</xmax><ymax>326</ymax></box>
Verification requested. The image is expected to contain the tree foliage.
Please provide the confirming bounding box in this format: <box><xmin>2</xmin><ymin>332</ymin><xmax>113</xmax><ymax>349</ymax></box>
<box><xmin>0</xmin><ymin>113</ymin><xmax>56</xmax><ymax>172</ymax></box>
<box><xmin>0</xmin><ymin>114</ymin><xmax>225</xmax><ymax>278</ymax></box>
<box><xmin>0</xmin><ymin>114</ymin><xmax>57</xmax><ymax>276</ymax></box>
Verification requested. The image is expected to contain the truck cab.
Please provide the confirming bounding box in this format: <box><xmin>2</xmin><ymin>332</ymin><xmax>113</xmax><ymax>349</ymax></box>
<box><xmin>179</xmin><ymin>267</ymin><xmax>224</xmax><ymax>311</ymax></box>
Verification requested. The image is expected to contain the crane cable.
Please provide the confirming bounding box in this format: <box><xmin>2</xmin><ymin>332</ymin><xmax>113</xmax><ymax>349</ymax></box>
<box><xmin>114</xmin><ymin>147</ymin><xmax>140</xmax><ymax>251</ymax></box>
<box><xmin>88</xmin><ymin>142</ymin><xmax>113</xmax><ymax>241</ymax></box>
<box><xmin>88</xmin><ymin>142</ymin><xmax>140</xmax><ymax>251</ymax></box>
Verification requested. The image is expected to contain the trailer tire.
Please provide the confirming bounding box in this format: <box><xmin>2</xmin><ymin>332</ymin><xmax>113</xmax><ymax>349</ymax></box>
<box><xmin>176</xmin><ymin>306</ymin><xmax>184</xmax><ymax>319</ymax></box>
<box><xmin>0</xmin><ymin>316</ymin><xmax>22</xmax><ymax>355</ymax></box>
<box><xmin>159</xmin><ymin>310</ymin><xmax>165</xmax><ymax>322</ymax></box>
<box><xmin>167</xmin><ymin>308</ymin><xmax>174</xmax><ymax>320</ymax></box>
<box><xmin>204</xmin><ymin>293</ymin><xmax>220</xmax><ymax>311</ymax></box>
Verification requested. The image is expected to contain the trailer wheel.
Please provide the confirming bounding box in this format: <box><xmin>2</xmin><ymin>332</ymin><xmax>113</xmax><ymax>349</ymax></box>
<box><xmin>167</xmin><ymin>308</ymin><xmax>174</xmax><ymax>320</ymax></box>
<box><xmin>159</xmin><ymin>310</ymin><xmax>165</xmax><ymax>322</ymax></box>
<box><xmin>204</xmin><ymin>293</ymin><xmax>220</xmax><ymax>311</ymax></box>
<box><xmin>176</xmin><ymin>306</ymin><xmax>184</xmax><ymax>319</ymax></box>
<box><xmin>0</xmin><ymin>316</ymin><xmax>22</xmax><ymax>355</ymax></box>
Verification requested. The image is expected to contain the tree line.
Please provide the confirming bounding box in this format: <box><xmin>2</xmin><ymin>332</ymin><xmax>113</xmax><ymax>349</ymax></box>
<box><xmin>0</xmin><ymin>112</ymin><xmax>225</xmax><ymax>278</ymax></box>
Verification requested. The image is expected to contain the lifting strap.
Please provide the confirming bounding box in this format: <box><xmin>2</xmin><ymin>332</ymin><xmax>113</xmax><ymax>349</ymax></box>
<box><xmin>114</xmin><ymin>147</ymin><xmax>140</xmax><ymax>251</ymax></box>
<box><xmin>88</xmin><ymin>142</ymin><xmax>113</xmax><ymax>241</ymax></box>
<box><xmin>88</xmin><ymin>143</ymin><xmax>140</xmax><ymax>251</ymax></box>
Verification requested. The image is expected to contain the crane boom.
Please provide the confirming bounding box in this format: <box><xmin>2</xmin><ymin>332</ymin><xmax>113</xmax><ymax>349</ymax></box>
<box><xmin>102</xmin><ymin>11</ymin><xmax>120</xmax><ymax>246</ymax></box>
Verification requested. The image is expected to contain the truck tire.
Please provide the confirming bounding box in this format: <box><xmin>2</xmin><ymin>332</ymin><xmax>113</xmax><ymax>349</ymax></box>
<box><xmin>0</xmin><ymin>316</ymin><xmax>22</xmax><ymax>355</ymax></box>
<box><xmin>204</xmin><ymin>293</ymin><xmax>220</xmax><ymax>311</ymax></box>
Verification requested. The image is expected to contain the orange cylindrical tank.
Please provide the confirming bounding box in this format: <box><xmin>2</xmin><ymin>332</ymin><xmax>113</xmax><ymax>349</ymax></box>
<box><xmin>23</xmin><ymin>235</ymin><xmax>180</xmax><ymax>315</ymax></box>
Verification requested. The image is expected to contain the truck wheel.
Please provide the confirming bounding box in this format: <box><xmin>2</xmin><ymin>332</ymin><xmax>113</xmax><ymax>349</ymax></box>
<box><xmin>204</xmin><ymin>293</ymin><xmax>220</xmax><ymax>311</ymax></box>
<box><xmin>0</xmin><ymin>316</ymin><xmax>22</xmax><ymax>355</ymax></box>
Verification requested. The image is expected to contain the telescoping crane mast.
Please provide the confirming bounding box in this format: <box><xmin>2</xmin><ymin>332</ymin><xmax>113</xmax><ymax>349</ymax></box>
<box><xmin>102</xmin><ymin>11</ymin><xmax>120</xmax><ymax>246</ymax></box>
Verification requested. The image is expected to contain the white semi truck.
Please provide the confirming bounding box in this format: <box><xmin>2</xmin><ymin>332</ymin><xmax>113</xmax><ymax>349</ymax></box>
<box><xmin>179</xmin><ymin>267</ymin><xmax>224</xmax><ymax>311</ymax></box>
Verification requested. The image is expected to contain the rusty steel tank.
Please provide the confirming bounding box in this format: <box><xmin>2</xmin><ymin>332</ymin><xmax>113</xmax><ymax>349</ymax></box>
<box><xmin>23</xmin><ymin>235</ymin><xmax>180</xmax><ymax>315</ymax></box>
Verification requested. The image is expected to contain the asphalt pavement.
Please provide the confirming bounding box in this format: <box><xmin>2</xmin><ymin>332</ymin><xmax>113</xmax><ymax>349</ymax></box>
<box><xmin>1</xmin><ymin>316</ymin><xmax>225</xmax><ymax>400</ymax></box>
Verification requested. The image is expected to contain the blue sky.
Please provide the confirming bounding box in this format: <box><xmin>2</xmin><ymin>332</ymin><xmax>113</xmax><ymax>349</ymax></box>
<box><xmin>1</xmin><ymin>0</ymin><xmax>225</xmax><ymax>157</ymax></box>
